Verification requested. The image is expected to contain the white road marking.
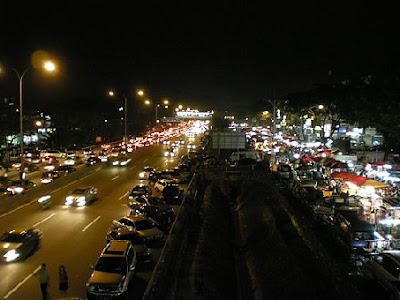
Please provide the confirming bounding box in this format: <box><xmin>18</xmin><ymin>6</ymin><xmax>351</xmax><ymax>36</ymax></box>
<box><xmin>111</xmin><ymin>175</ymin><xmax>119</xmax><ymax>181</ymax></box>
<box><xmin>118</xmin><ymin>191</ymin><xmax>129</xmax><ymax>200</ymax></box>
<box><xmin>82</xmin><ymin>216</ymin><xmax>101</xmax><ymax>232</ymax></box>
<box><xmin>33</xmin><ymin>213</ymin><xmax>56</xmax><ymax>228</ymax></box>
<box><xmin>3</xmin><ymin>265</ymin><xmax>41</xmax><ymax>299</ymax></box>
<box><xmin>0</xmin><ymin>201</ymin><xmax>34</xmax><ymax>219</ymax></box>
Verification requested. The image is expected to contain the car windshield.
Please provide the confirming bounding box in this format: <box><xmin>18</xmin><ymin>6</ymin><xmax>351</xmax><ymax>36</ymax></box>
<box><xmin>134</xmin><ymin>220</ymin><xmax>154</xmax><ymax>231</ymax></box>
<box><xmin>94</xmin><ymin>257</ymin><xmax>127</xmax><ymax>275</ymax></box>
<box><xmin>0</xmin><ymin>232</ymin><xmax>24</xmax><ymax>243</ymax></box>
<box><xmin>71</xmin><ymin>189</ymin><xmax>86</xmax><ymax>194</ymax></box>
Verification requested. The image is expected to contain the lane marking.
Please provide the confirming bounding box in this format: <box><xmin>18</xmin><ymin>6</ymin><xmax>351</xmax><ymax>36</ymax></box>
<box><xmin>118</xmin><ymin>191</ymin><xmax>129</xmax><ymax>200</ymax></box>
<box><xmin>0</xmin><ymin>201</ymin><xmax>34</xmax><ymax>219</ymax></box>
<box><xmin>82</xmin><ymin>216</ymin><xmax>101</xmax><ymax>232</ymax></box>
<box><xmin>3</xmin><ymin>265</ymin><xmax>41</xmax><ymax>299</ymax></box>
<box><xmin>111</xmin><ymin>175</ymin><xmax>119</xmax><ymax>181</ymax></box>
<box><xmin>32</xmin><ymin>213</ymin><xmax>56</xmax><ymax>228</ymax></box>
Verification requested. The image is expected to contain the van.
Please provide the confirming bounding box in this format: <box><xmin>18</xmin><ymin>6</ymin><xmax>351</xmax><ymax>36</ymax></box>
<box><xmin>86</xmin><ymin>240</ymin><xmax>137</xmax><ymax>299</ymax></box>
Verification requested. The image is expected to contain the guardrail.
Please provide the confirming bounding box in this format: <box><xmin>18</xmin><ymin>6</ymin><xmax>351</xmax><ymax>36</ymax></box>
<box><xmin>143</xmin><ymin>172</ymin><xmax>200</xmax><ymax>299</ymax></box>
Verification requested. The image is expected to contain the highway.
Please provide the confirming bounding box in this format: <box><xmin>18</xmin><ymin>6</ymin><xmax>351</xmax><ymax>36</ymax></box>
<box><xmin>0</xmin><ymin>142</ymin><xmax>188</xmax><ymax>299</ymax></box>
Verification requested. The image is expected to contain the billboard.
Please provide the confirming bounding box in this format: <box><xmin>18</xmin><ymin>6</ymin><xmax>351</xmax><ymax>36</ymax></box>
<box><xmin>212</xmin><ymin>132</ymin><xmax>246</xmax><ymax>150</ymax></box>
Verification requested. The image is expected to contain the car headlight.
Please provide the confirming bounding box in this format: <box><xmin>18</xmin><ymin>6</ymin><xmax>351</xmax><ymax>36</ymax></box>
<box><xmin>15</xmin><ymin>187</ymin><xmax>24</xmax><ymax>194</ymax></box>
<box><xmin>170</xmin><ymin>152</ymin><xmax>175</xmax><ymax>157</ymax></box>
<box><xmin>77</xmin><ymin>196</ymin><xmax>86</xmax><ymax>202</ymax></box>
<box><xmin>113</xmin><ymin>161</ymin><xmax>119</xmax><ymax>166</ymax></box>
<box><xmin>128</xmin><ymin>195</ymin><xmax>133</xmax><ymax>199</ymax></box>
<box><xmin>66</xmin><ymin>196</ymin><xmax>74</xmax><ymax>201</ymax></box>
<box><xmin>139</xmin><ymin>172</ymin><xmax>145</xmax><ymax>178</ymax></box>
<box><xmin>121</xmin><ymin>160</ymin><xmax>128</xmax><ymax>166</ymax></box>
<box><xmin>164</xmin><ymin>151</ymin><xmax>169</xmax><ymax>157</ymax></box>
<box><xmin>4</xmin><ymin>249</ymin><xmax>19</xmax><ymax>262</ymax></box>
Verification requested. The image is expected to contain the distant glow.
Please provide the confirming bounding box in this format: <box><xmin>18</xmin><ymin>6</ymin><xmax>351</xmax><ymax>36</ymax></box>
<box><xmin>137</xmin><ymin>90</ymin><xmax>144</xmax><ymax>96</ymax></box>
<box><xmin>317</xmin><ymin>104</ymin><xmax>324</xmax><ymax>109</ymax></box>
<box><xmin>144</xmin><ymin>99</ymin><xmax>151</xmax><ymax>105</ymax></box>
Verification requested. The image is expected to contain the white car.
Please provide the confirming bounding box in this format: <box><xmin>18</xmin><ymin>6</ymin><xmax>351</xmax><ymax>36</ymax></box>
<box><xmin>64</xmin><ymin>156</ymin><xmax>83</xmax><ymax>165</ymax></box>
<box><xmin>65</xmin><ymin>187</ymin><xmax>98</xmax><ymax>206</ymax></box>
<box><xmin>41</xmin><ymin>150</ymin><xmax>67</xmax><ymax>158</ymax></box>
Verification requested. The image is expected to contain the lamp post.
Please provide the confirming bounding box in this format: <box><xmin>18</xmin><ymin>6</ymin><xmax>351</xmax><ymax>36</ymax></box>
<box><xmin>108</xmin><ymin>89</ymin><xmax>144</xmax><ymax>143</ymax></box>
<box><xmin>12</xmin><ymin>61</ymin><xmax>56</xmax><ymax>179</ymax></box>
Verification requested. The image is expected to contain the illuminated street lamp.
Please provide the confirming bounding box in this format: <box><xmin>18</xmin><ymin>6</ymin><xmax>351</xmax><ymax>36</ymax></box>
<box><xmin>108</xmin><ymin>90</ymin><xmax>128</xmax><ymax>143</ymax></box>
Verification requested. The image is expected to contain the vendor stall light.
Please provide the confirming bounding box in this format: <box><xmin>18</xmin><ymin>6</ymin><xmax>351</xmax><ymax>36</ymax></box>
<box><xmin>383</xmin><ymin>164</ymin><xmax>392</xmax><ymax>169</ymax></box>
<box><xmin>365</xmin><ymin>164</ymin><xmax>372</xmax><ymax>171</ymax></box>
<box><xmin>293</xmin><ymin>153</ymin><xmax>300</xmax><ymax>159</ymax></box>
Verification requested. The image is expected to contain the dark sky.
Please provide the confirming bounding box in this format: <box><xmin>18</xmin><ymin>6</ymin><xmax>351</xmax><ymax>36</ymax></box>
<box><xmin>1</xmin><ymin>2</ymin><xmax>398</xmax><ymax>115</ymax></box>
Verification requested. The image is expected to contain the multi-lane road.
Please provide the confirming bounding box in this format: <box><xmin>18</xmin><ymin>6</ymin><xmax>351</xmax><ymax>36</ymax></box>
<box><xmin>0</xmin><ymin>142</ymin><xmax>188</xmax><ymax>299</ymax></box>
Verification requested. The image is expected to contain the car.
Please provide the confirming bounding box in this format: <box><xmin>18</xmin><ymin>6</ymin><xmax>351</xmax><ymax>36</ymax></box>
<box><xmin>163</xmin><ymin>147</ymin><xmax>176</xmax><ymax>157</ymax></box>
<box><xmin>97</xmin><ymin>152</ymin><xmax>109</xmax><ymax>162</ymax></box>
<box><xmin>16</xmin><ymin>163</ymin><xmax>39</xmax><ymax>173</ymax></box>
<box><xmin>86</xmin><ymin>240</ymin><xmax>137</xmax><ymax>299</ymax></box>
<box><xmin>128</xmin><ymin>195</ymin><xmax>166</xmax><ymax>207</ymax></box>
<box><xmin>366</xmin><ymin>251</ymin><xmax>400</xmax><ymax>298</ymax></box>
<box><xmin>41</xmin><ymin>171</ymin><xmax>62</xmax><ymax>183</ymax></box>
<box><xmin>42</xmin><ymin>150</ymin><xmax>67</xmax><ymax>158</ymax></box>
<box><xmin>85</xmin><ymin>156</ymin><xmax>101</xmax><ymax>166</ymax></box>
<box><xmin>55</xmin><ymin>165</ymin><xmax>77</xmax><ymax>174</ymax></box>
<box><xmin>111</xmin><ymin>156</ymin><xmax>131</xmax><ymax>166</ymax></box>
<box><xmin>109</xmin><ymin>147</ymin><xmax>121</xmax><ymax>157</ymax></box>
<box><xmin>128</xmin><ymin>184</ymin><xmax>152</xmax><ymax>199</ymax></box>
<box><xmin>154</xmin><ymin>179</ymin><xmax>178</xmax><ymax>192</ymax></box>
<box><xmin>112</xmin><ymin>216</ymin><xmax>164</xmax><ymax>243</ymax></box>
<box><xmin>0</xmin><ymin>229</ymin><xmax>42</xmax><ymax>262</ymax></box>
<box><xmin>64</xmin><ymin>156</ymin><xmax>83</xmax><ymax>166</ymax></box>
<box><xmin>129</xmin><ymin>204</ymin><xmax>175</xmax><ymax>233</ymax></box>
<box><xmin>7</xmin><ymin>180</ymin><xmax>36</xmax><ymax>195</ymax></box>
<box><xmin>106</xmin><ymin>227</ymin><xmax>152</xmax><ymax>263</ymax></box>
<box><xmin>41</xmin><ymin>155</ymin><xmax>58</xmax><ymax>165</ymax></box>
<box><xmin>65</xmin><ymin>187</ymin><xmax>98</xmax><ymax>206</ymax></box>
<box><xmin>139</xmin><ymin>166</ymin><xmax>156</xmax><ymax>180</ymax></box>
<box><xmin>161</xmin><ymin>184</ymin><xmax>184</xmax><ymax>204</ymax></box>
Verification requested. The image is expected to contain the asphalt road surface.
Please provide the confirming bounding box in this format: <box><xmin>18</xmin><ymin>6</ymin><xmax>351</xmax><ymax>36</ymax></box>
<box><xmin>0</xmin><ymin>142</ymin><xmax>188</xmax><ymax>299</ymax></box>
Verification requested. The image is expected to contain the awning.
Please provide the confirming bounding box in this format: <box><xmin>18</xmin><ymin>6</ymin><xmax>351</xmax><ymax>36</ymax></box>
<box><xmin>362</xmin><ymin>180</ymin><xmax>390</xmax><ymax>188</ymax></box>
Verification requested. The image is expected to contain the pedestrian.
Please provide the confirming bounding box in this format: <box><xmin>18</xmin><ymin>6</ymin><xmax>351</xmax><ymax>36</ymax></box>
<box><xmin>59</xmin><ymin>265</ymin><xmax>69</xmax><ymax>293</ymax></box>
<box><xmin>34</xmin><ymin>263</ymin><xmax>49</xmax><ymax>300</ymax></box>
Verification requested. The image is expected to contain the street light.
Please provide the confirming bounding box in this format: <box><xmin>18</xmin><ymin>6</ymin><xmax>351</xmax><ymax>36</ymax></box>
<box><xmin>108</xmin><ymin>90</ymin><xmax>128</xmax><ymax>144</ymax></box>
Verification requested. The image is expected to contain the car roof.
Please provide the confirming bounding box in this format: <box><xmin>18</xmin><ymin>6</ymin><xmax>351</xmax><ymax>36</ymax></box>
<box><xmin>122</xmin><ymin>215</ymin><xmax>147</xmax><ymax>222</ymax></box>
<box><xmin>102</xmin><ymin>240</ymin><xmax>131</xmax><ymax>257</ymax></box>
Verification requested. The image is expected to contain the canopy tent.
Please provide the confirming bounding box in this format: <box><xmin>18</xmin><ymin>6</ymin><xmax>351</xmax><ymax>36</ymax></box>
<box><xmin>362</xmin><ymin>180</ymin><xmax>390</xmax><ymax>188</ymax></box>
<box><xmin>331</xmin><ymin>172</ymin><xmax>368</xmax><ymax>186</ymax></box>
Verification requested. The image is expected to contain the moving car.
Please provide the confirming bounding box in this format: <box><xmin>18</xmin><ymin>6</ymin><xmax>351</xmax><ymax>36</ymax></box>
<box><xmin>7</xmin><ymin>180</ymin><xmax>36</xmax><ymax>195</ymax></box>
<box><xmin>112</xmin><ymin>216</ymin><xmax>164</xmax><ymax>243</ymax></box>
<box><xmin>64</xmin><ymin>156</ymin><xmax>83</xmax><ymax>166</ymax></box>
<box><xmin>41</xmin><ymin>171</ymin><xmax>62</xmax><ymax>183</ymax></box>
<box><xmin>111</xmin><ymin>156</ymin><xmax>131</xmax><ymax>166</ymax></box>
<box><xmin>55</xmin><ymin>165</ymin><xmax>77</xmax><ymax>174</ymax></box>
<box><xmin>86</xmin><ymin>156</ymin><xmax>101</xmax><ymax>166</ymax></box>
<box><xmin>65</xmin><ymin>187</ymin><xmax>98</xmax><ymax>206</ymax></box>
<box><xmin>0</xmin><ymin>229</ymin><xmax>42</xmax><ymax>262</ymax></box>
<box><xmin>106</xmin><ymin>227</ymin><xmax>152</xmax><ymax>263</ymax></box>
<box><xmin>128</xmin><ymin>184</ymin><xmax>152</xmax><ymax>199</ymax></box>
<box><xmin>42</xmin><ymin>150</ymin><xmax>67</xmax><ymax>158</ymax></box>
<box><xmin>86</xmin><ymin>240</ymin><xmax>137</xmax><ymax>299</ymax></box>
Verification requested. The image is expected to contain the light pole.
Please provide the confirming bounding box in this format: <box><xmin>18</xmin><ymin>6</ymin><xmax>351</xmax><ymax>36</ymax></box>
<box><xmin>12</xmin><ymin>61</ymin><xmax>56</xmax><ymax>179</ymax></box>
<box><xmin>108</xmin><ymin>89</ymin><xmax>144</xmax><ymax>143</ymax></box>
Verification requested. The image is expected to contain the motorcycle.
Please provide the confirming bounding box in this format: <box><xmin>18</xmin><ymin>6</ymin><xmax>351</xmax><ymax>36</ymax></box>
<box><xmin>38</xmin><ymin>195</ymin><xmax>52</xmax><ymax>210</ymax></box>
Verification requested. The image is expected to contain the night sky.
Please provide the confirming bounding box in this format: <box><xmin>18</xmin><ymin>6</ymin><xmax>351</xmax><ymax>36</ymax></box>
<box><xmin>1</xmin><ymin>2</ymin><xmax>398</xmax><ymax>116</ymax></box>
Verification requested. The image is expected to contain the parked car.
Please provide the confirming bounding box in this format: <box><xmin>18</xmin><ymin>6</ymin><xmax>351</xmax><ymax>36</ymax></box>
<box><xmin>128</xmin><ymin>195</ymin><xmax>166</xmax><ymax>207</ymax></box>
<box><xmin>129</xmin><ymin>204</ymin><xmax>175</xmax><ymax>233</ymax></box>
<box><xmin>128</xmin><ymin>184</ymin><xmax>152</xmax><ymax>199</ymax></box>
<box><xmin>0</xmin><ymin>228</ymin><xmax>42</xmax><ymax>262</ymax></box>
<box><xmin>86</xmin><ymin>240</ymin><xmax>137</xmax><ymax>299</ymax></box>
<box><xmin>112</xmin><ymin>215</ymin><xmax>164</xmax><ymax>243</ymax></box>
<box><xmin>154</xmin><ymin>179</ymin><xmax>178</xmax><ymax>192</ymax></box>
<box><xmin>366</xmin><ymin>250</ymin><xmax>400</xmax><ymax>298</ymax></box>
<box><xmin>161</xmin><ymin>184</ymin><xmax>184</xmax><ymax>204</ymax></box>
<box><xmin>65</xmin><ymin>187</ymin><xmax>98</xmax><ymax>206</ymax></box>
<box><xmin>139</xmin><ymin>166</ymin><xmax>156</xmax><ymax>180</ymax></box>
<box><xmin>106</xmin><ymin>227</ymin><xmax>152</xmax><ymax>263</ymax></box>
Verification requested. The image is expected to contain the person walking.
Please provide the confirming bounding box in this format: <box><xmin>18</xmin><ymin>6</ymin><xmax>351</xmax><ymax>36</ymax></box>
<box><xmin>59</xmin><ymin>265</ymin><xmax>69</xmax><ymax>294</ymax></box>
<box><xmin>34</xmin><ymin>263</ymin><xmax>49</xmax><ymax>300</ymax></box>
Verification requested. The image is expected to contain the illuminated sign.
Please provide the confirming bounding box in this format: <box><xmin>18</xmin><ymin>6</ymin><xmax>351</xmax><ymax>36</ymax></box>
<box><xmin>176</xmin><ymin>110</ymin><xmax>213</xmax><ymax>119</ymax></box>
